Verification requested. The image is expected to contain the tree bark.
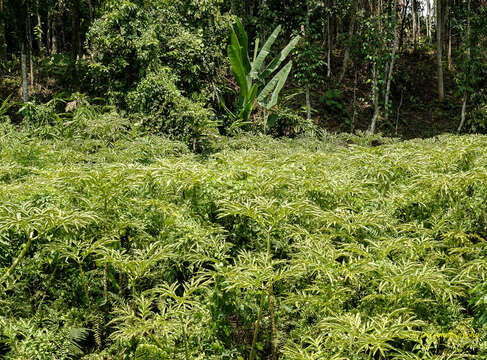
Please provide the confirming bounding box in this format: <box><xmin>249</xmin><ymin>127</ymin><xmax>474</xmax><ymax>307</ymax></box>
<box><xmin>327</xmin><ymin>14</ymin><xmax>332</xmax><ymax>77</ymax></box>
<box><xmin>305</xmin><ymin>1</ymin><xmax>312</xmax><ymax>121</ymax></box>
<box><xmin>447</xmin><ymin>17</ymin><xmax>452</xmax><ymax>70</ymax></box>
<box><xmin>436</xmin><ymin>0</ymin><xmax>444</xmax><ymax>100</ymax></box>
<box><xmin>0</xmin><ymin>0</ymin><xmax>6</xmax><ymax>59</ymax></box>
<box><xmin>369</xmin><ymin>63</ymin><xmax>380</xmax><ymax>133</ymax></box>
<box><xmin>71</xmin><ymin>0</ymin><xmax>81</xmax><ymax>60</ymax></box>
<box><xmin>411</xmin><ymin>0</ymin><xmax>417</xmax><ymax>48</ymax></box>
<box><xmin>21</xmin><ymin>42</ymin><xmax>29</xmax><ymax>102</ymax></box>
<box><xmin>384</xmin><ymin>10</ymin><xmax>400</xmax><ymax>123</ymax></box>
<box><xmin>339</xmin><ymin>0</ymin><xmax>357</xmax><ymax>83</ymax></box>
<box><xmin>458</xmin><ymin>94</ymin><xmax>468</xmax><ymax>132</ymax></box>
<box><xmin>51</xmin><ymin>13</ymin><xmax>58</xmax><ymax>54</ymax></box>
<box><xmin>88</xmin><ymin>0</ymin><xmax>94</xmax><ymax>24</ymax></box>
<box><xmin>36</xmin><ymin>10</ymin><xmax>42</xmax><ymax>54</ymax></box>
<box><xmin>26</xmin><ymin>2</ymin><xmax>34</xmax><ymax>87</ymax></box>
<box><xmin>457</xmin><ymin>0</ymin><xmax>471</xmax><ymax>132</ymax></box>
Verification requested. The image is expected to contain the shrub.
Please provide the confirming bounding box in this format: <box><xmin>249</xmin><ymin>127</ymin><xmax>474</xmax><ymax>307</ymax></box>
<box><xmin>1</xmin><ymin>132</ymin><xmax>487</xmax><ymax>359</ymax></box>
<box><xmin>126</xmin><ymin>70</ymin><xmax>218</xmax><ymax>148</ymax></box>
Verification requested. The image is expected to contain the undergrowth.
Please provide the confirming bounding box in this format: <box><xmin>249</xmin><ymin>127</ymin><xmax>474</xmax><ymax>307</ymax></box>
<box><xmin>0</xmin><ymin>114</ymin><xmax>487</xmax><ymax>359</ymax></box>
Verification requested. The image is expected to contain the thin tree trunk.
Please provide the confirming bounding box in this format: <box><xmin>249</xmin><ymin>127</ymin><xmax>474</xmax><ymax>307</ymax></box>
<box><xmin>305</xmin><ymin>1</ymin><xmax>312</xmax><ymax>121</ymax></box>
<box><xmin>395</xmin><ymin>89</ymin><xmax>404</xmax><ymax>136</ymax></box>
<box><xmin>51</xmin><ymin>14</ymin><xmax>58</xmax><ymax>54</ymax></box>
<box><xmin>351</xmin><ymin>70</ymin><xmax>358</xmax><ymax>132</ymax></box>
<box><xmin>72</xmin><ymin>0</ymin><xmax>81</xmax><ymax>60</ymax></box>
<box><xmin>436</xmin><ymin>0</ymin><xmax>444</xmax><ymax>100</ymax></box>
<box><xmin>412</xmin><ymin>0</ymin><xmax>417</xmax><ymax>48</ymax></box>
<box><xmin>458</xmin><ymin>95</ymin><xmax>467</xmax><ymax>132</ymax></box>
<box><xmin>457</xmin><ymin>0</ymin><xmax>471</xmax><ymax>133</ymax></box>
<box><xmin>36</xmin><ymin>11</ymin><xmax>42</xmax><ymax>54</ymax></box>
<box><xmin>0</xmin><ymin>0</ymin><xmax>6</xmax><ymax>59</ymax></box>
<box><xmin>417</xmin><ymin>11</ymin><xmax>421</xmax><ymax>39</ymax></box>
<box><xmin>47</xmin><ymin>12</ymin><xmax>51</xmax><ymax>53</ymax></box>
<box><xmin>369</xmin><ymin>63</ymin><xmax>380</xmax><ymax>133</ymax></box>
<box><xmin>327</xmin><ymin>15</ymin><xmax>332</xmax><ymax>77</ymax></box>
<box><xmin>339</xmin><ymin>0</ymin><xmax>357</xmax><ymax>83</ymax></box>
<box><xmin>21</xmin><ymin>42</ymin><xmax>29</xmax><ymax>102</ymax></box>
<box><xmin>398</xmin><ymin>0</ymin><xmax>409</xmax><ymax>51</ymax></box>
<box><xmin>26</xmin><ymin>4</ymin><xmax>34</xmax><ymax>88</ymax></box>
<box><xmin>447</xmin><ymin>17</ymin><xmax>452</xmax><ymax>70</ymax></box>
<box><xmin>384</xmin><ymin>11</ymin><xmax>400</xmax><ymax>123</ymax></box>
<box><xmin>442</xmin><ymin>0</ymin><xmax>449</xmax><ymax>53</ymax></box>
<box><xmin>306</xmin><ymin>86</ymin><xmax>312</xmax><ymax>121</ymax></box>
<box><xmin>88</xmin><ymin>0</ymin><xmax>94</xmax><ymax>24</ymax></box>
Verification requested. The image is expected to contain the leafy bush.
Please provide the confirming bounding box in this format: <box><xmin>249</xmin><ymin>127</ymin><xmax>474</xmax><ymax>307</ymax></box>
<box><xmin>126</xmin><ymin>69</ymin><xmax>218</xmax><ymax>147</ymax></box>
<box><xmin>1</xmin><ymin>131</ymin><xmax>487</xmax><ymax>359</ymax></box>
<box><xmin>85</xmin><ymin>0</ymin><xmax>232</xmax><ymax>143</ymax></box>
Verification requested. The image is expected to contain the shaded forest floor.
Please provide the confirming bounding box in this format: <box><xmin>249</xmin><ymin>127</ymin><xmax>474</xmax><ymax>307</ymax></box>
<box><xmin>310</xmin><ymin>49</ymin><xmax>462</xmax><ymax>138</ymax></box>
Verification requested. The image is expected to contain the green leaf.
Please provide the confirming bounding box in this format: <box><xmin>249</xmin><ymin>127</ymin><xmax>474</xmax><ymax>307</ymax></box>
<box><xmin>258</xmin><ymin>61</ymin><xmax>293</xmax><ymax>109</ymax></box>
<box><xmin>250</xmin><ymin>25</ymin><xmax>282</xmax><ymax>79</ymax></box>
<box><xmin>259</xmin><ymin>35</ymin><xmax>300</xmax><ymax>80</ymax></box>
<box><xmin>240</xmin><ymin>83</ymin><xmax>258</xmax><ymax>121</ymax></box>
<box><xmin>218</xmin><ymin>95</ymin><xmax>236</xmax><ymax>121</ymax></box>
<box><xmin>227</xmin><ymin>41</ymin><xmax>249</xmax><ymax>98</ymax></box>
<box><xmin>235</xmin><ymin>19</ymin><xmax>251</xmax><ymax>74</ymax></box>
<box><xmin>253</xmin><ymin>38</ymin><xmax>260</xmax><ymax>63</ymax></box>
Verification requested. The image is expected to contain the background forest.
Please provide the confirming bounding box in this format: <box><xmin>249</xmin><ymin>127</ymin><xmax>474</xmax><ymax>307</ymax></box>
<box><xmin>1</xmin><ymin>0</ymin><xmax>487</xmax><ymax>359</ymax></box>
<box><xmin>0</xmin><ymin>0</ymin><xmax>486</xmax><ymax>141</ymax></box>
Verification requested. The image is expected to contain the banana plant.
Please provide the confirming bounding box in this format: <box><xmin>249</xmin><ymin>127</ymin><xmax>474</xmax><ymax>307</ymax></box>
<box><xmin>223</xmin><ymin>19</ymin><xmax>300</xmax><ymax>128</ymax></box>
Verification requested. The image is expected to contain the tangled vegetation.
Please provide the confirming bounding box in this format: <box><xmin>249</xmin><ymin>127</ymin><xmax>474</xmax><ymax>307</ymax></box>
<box><xmin>0</xmin><ymin>111</ymin><xmax>486</xmax><ymax>359</ymax></box>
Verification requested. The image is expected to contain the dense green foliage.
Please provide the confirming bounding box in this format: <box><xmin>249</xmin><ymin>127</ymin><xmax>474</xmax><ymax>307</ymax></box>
<box><xmin>1</xmin><ymin>111</ymin><xmax>487</xmax><ymax>358</ymax></box>
<box><xmin>1</xmin><ymin>0</ymin><xmax>486</xmax><ymax>139</ymax></box>
<box><xmin>1</xmin><ymin>0</ymin><xmax>487</xmax><ymax>359</ymax></box>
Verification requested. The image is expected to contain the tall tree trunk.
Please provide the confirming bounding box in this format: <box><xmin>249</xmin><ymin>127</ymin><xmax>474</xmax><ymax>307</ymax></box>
<box><xmin>426</xmin><ymin>0</ymin><xmax>432</xmax><ymax>40</ymax></box>
<box><xmin>305</xmin><ymin>1</ymin><xmax>312</xmax><ymax>121</ymax></box>
<box><xmin>417</xmin><ymin>11</ymin><xmax>421</xmax><ymax>39</ymax></box>
<box><xmin>339</xmin><ymin>0</ymin><xmax>357</xmax><ymax>83</ymax></box>
<box><xmin>327</xmin><ymin>14</ymin><xmax>332</xmax><ymax>77</ymax></box>
<box><xmin>71</xmin><ymin>0</ymin><xmax>81</xmax><ymax>60</ymax></box>
<box><xmin>369</xmin><ymin>63</ymin><xmax>380</xmax><ymax>133</ymax></box>
<box><xmin>447</xmin><ymin>17</ymin><xmax>452</xmax><ymax>70</ymax></box>
<box><xmin>26</xmin><ymin>2</ymin><xmax>34</xmax><ymax>87</ymax></box>
<box><xmin>21</xmin><ymin>42</ymin><xmax>29</xmax><ymax>102</ymax></box>
<box><xmin>351</xmin><ymin>70</ymin><xmax>358</xmax><ymax>132</ymax></box>
<box><xmin>306</xmin><ymin>86</ymin><xmax>312</xmax><ymax>121</ymax></box>
<box><xmin>0</xmin><ymin>0</ymin><xmax>6</xmax><ymax>59</ymax></box>
<box><xmin>457</xmin><ymin>0</ymin><xmax>471</xmax><ymax>132</ymax></box>
<box><xmin>51</xmin><ymin>13</ymin><xmax>58</xmax><ymax>54</ymax></box>
<box><xmin>442</xmin><ymin>0</ymin><xmax>449</xmax><ymax>53</ymax></box>
<box><xmin>36</xmin><ymin>10</ymin><xmax>42</xmax><ymax>54</ymax></box>
<box><xmin>88</xmin><ymin>0</ymin><xmax>94</xmax><ymax>24</ymax></box>
<box><xmin>458</xmin><ymin>94</ymin><xmax>468</xmax><ymax>132</ymax></box>
<box><xmin>436</xmin><ymin>0</ymin><xmax>444</xmax><ymax>100</ymax></box>
<box><xmin>47</xmin><ymin>12</ymin><xmax>51</xmax><ymax>53</ymax></box>
<box><xmin>411</xmin><ymin>0</ymin><xmax>417</xmax><ymax>48</ymax></box>
<box><xmin>384</xmin><ymin>9</ymin><xmax>400</xmax><ymax>123</ymax></box>
<box><xmin>398</xmin><ymin>0</ymin><xmax>409</xmax><ymax>51</ymax></box>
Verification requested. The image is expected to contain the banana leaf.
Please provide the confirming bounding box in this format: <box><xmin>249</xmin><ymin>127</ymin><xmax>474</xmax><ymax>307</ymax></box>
<box><xmin>259</xmin><ymin>35</ymin><xmax>300</xmax><ymax>80</ymax></box>
<box><xmin>250</xmin><ymin>25</ymin><xmax>281</xmax><ymax>79</ymax></box>
<box><xmin>258</xmin><ymin>61</ymin><xmax>293</xmax><ymax>110</ymax></box>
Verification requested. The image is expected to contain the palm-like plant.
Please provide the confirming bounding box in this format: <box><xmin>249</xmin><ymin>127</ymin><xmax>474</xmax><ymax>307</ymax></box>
<box><xmin>223</xmin><ymin>19</ymin><xmax>300</xmax><ymax>129</ymax></box>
